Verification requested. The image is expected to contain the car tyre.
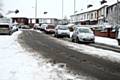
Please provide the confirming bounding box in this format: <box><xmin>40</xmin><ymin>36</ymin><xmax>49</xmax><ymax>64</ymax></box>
<box><xmin>118</xmin><ymin>39</ymin><xmax>120</xmax><ymax>45</ymax></box>
<box><xmin>71</xmin><ymin>36</ymin><xmax>74</xmax><ymax>42</ymax></box>
<box><xmin>56</xmin><ymin>35</ymin><xmax>59</xmax><ymax>38</ymax></box>
<box><xmin>75</xmin><ymin>37</ymin><xmax>79</xmax><ymax>43</ymax></box>
<box><xmin>8</xmin><ymin>31</ymin><xmax>12</xmax><ymax>35</ymax></box>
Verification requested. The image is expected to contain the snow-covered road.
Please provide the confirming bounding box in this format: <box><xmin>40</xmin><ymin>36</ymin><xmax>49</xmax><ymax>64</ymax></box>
<box><xmin>0</xmin><ymin>31</ymin><xmax>91</xmax><ymax>80</ymax></box>
<box><xmin>51</xmin><ymin>32</ymin><xmax>120</xmax><ymax>63</ymax></box>
<box><xmin>1</xmin><ymin>30</ymin><xmax>120</xmax><ymax>80</ymax></box>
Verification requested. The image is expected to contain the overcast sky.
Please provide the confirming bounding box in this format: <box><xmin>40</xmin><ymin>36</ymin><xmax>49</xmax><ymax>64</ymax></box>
<box><xmin>1</xmin><ymin>0</ymin><xmax>119</xmax><ymax>19</ymax></box>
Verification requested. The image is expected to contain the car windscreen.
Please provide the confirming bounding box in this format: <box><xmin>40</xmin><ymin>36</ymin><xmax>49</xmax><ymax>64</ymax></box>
<box><xmin>58</xmin><ymin>26</ymin><xmax>68</xmax><ymax>30</ymax></box>
<box><xmin>79</xmin><ymin>28</ymin><xmax>92</xmax><ymax>33</ymax></box>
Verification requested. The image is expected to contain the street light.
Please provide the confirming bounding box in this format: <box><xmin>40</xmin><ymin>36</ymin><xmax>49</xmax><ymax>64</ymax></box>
<box><xmin>62</xmin><ymin>0</ymin><xmax>64</xmax><ymax>19</ymax></box>
<box><xmin>35</xmin><ymin>0</ymin><xmax>37</xmax><ymax>19</ymax></box>
<box><xmin>74</xmin><ymin>0</ymin><xmax>76</xmax><ymax>15</ymax></box>
<box><xmin>61</xmin><ymin>0</ymin><xmax>64</xmax><ymax>24</ymax></box>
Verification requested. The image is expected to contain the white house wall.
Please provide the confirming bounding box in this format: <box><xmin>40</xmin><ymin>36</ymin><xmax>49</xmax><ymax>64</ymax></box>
<box><xmin>107</xmin><ymin>3</ymin><xmax>120</xmax><ymax>25</ymax></box>
<box><xmin>70</xmin><ymin>2</ymin><xmax>120</xmax><ymax>25</ymax></box>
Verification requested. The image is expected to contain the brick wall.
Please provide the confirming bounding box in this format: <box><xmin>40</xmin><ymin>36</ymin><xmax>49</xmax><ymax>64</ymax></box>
<box><xmin>94</xmin><ymin>30</ymin><xmax>116</xmax><ymax>39</ymax></box>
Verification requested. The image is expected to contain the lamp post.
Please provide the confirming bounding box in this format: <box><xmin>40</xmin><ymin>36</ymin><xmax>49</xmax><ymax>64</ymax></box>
<box><xmin>62</xmin><ymin>0</ymin><xmax>64</xmax><ymax>19</ymax></box>
<box><xmin>62</xmin><ymin>0</ymin><xmax>64</xmax><ymax>24</ymax></box>
<box><xmin>35</xmin><ymin>0</ymin><xmax>37</xmax><ymax>21</ymax></box>
<box><xmin>74</xmin><ymin>0</ymin><xmax>76</xmax><ymax>15</ymax></box>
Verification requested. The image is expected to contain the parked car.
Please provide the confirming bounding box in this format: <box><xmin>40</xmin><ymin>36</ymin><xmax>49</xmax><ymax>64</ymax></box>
<box><xmin>11</xmin><ymin>24</ymin><xmax>18</xmax><ymax>32</ymax></box>
<box><xmin>54</xmin><ymin>25</ymin><xmax>70</xmax><ymax>38</ymax></box>
<box><xmin>116</xmin><ymin>26</ymin><xmax>120</xmax><ymax>45</ymax></box>
<box><xmin>0</xmin><ymin>23</ymin><xmax>12</xmax><ymax>35</ymax></box>
<box><xmin>21</xmin><ymin>25</ymin><xmax>30</xmax><ymax>29</ymax></box>
<box><xmin>71</xmin><ymin>26</ymin><xmax>95</xmax><ymax>43</ymax></box>
<box><xmin>40</xmin><ymin>24</ymin><xmax>48</xmax><ymax>31</ymax></box>
<box><xmin>44</xmin><ymin>24</ymin><xmax>55</xmax><ymax>34</ymax></box>
<box><xmin>34</xmin><ymin>24</ymin><xmax>41</xmax><ymax>30</ymax></box>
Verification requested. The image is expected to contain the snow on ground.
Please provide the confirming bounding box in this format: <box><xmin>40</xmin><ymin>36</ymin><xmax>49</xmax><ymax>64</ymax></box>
<box><xmin>95</xmin><ymin>36</ymin><xmax>119</xmax><ymax>46</ymax></box>
<box><xmin>50</xmin><ymin>35</ymin><xmax>120</xmax><ymax>63</ymax></box>
<box><xmin>70</xmin><ymin>32</ymin><xmax>119</xmax><ymax>47</ymax></box>
<box><xmin>0</xmin><ymin>31</ymin><xmax>92</xmax><ymax>80</ymax></box>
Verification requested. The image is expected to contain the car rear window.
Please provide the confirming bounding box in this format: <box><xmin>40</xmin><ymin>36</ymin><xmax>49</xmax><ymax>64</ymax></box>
<box><xmin>46</xmin><ymin>25</ymin><xmax>55</xmax><ymax>29</ymax></box>
<box><xmin>0</xmin><ymin>25</ymin><xmax>9</xmax><ymax>28</ymax></box>
<box><xmin>79</xmin><ymin>28</ymin><xmax>92</xmax><ymax>33</ymax></box>
<box><xmin>58</xmin><ymin>26</ymin><xmax>68</xmax><ymax>30</ymax></box>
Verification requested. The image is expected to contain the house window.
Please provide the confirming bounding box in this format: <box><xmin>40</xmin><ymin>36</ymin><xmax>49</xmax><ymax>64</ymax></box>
<box><xmin>84</xmin><ymin>14</ymin><xmax>86</xmax><ymax>20</ymax></box>
<box><xmin>91</xmin><ymin>13</ymin><xmax>93</xmax><ymax>19</ymax></box>
<box><xmin>87</xmin><ymin>14</ymin><xmax>89</xmax><ymax>19</ymax></box>
<box><xmin>114</xmin><ymin>6</ymin><xmax>117</xmax><ymax>12</ymax></box>
<box><xmin>95</xmin><ymin>13</ymin><xmax>97</xmax><ymax>18</ymax></box>
<box><xmin>111</xmin><ymin>7</ymin><xmax>113</xmax><ymax>12</ymax></box>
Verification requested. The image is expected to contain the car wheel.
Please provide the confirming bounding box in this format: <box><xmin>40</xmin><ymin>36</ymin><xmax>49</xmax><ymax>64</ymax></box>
<box><xmin>75</xmin><ymin>37</ymin><xmax>79</xmax><ymax>43</ymax></box>
<box><xmin>118</xmin><ymin>39</ymin><xmax>120</xmax><ymax>45</ymax></box>
<box><xmin>53</xmin><ymin>34</ymin><xmax>56</xmax><ymax>37</ymax></box>
<box><xmin>67</xmin><ymin>35</ymin><xmax>70</xmax><ymax>38</ymax></box>
<box><xmin>9</xmin><ymin>32</ymin><xmax>12</xmax><ymax>35</ymax></box>
<box><xmin>119</xmin><ymin>42</ymin><xmax>120</xmax><ymax>46</ymax></box>
<box><xmin>56</xmin><ymin>35</ymin><xmax>59</xmax><ymax>38</ymax></box>
<box><xmin>71</xmin><ymin>36</ymin><xmax>74</xmax><ymax>42</ymax></box>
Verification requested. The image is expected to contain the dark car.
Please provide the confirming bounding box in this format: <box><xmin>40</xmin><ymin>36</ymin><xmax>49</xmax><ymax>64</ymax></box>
<box><xmin>44</xmin><ymin>24</ymin><xmax>55</xmax><ymax>34</ymax></box>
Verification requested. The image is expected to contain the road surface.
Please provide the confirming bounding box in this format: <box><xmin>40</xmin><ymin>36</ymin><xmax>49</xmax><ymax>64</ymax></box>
<box><xmin>18</xmin><ymin>30</ymin><xmax>120</xmax><ymax>80</ymax></box>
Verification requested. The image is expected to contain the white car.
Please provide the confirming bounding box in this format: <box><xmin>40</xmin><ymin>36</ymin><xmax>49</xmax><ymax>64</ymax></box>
<box><xmin>71</xmin><ymin>26</ymin><xmax>95</xmax><ymax>43</ymax></box>
<box><xmin>40</xmin><ymin>24</ymin><xmax>48</xmax><ymax>31</ymax></box>
<box><xmin>54</xmin><ymin>25</ymin><xmax>70</xmax><ymax>38</ymax></box>
<box><xmin>11</xmin><ymin>25</ymin><xmax>18</xmax><ymax>32</ymax></box>
<box><xmin>34</xmin><ymin>24</ymin><xmax>41</xmax><ymax>30</ymax></box>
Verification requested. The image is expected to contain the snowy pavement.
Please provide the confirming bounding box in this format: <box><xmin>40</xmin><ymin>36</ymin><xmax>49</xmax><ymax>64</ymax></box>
<box><xmin>95</xmin><ymin>36</ymin><xmax>119</xmax><ymax>47</ymax></box>
<box><xmin>0</xmin><ymin>31</ymin><xmax>91</xmax><ymax>80</ymax></box>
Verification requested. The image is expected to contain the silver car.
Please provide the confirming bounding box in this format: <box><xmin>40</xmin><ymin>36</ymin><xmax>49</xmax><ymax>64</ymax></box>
<box><xmin>0</xmin><ymin>23</ymin><xmax>12</xmax><ymax>35</ymax></box>
<box><xmin>54</xmin><ymin>25</ymin><xmax>70</xmax><ymax>38</ymax></box>
<box><xmin>71</xmin><ymin>27</ymin><xmax>95</xmax><ymax>43</ymax></box>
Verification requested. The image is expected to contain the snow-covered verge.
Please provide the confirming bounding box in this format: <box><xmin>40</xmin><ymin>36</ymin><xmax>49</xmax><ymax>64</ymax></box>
<box><xmin>0</xmin><ymin>31</ymin><xmax>95</xmax><ymax>80</ymax></box>
<box><xmin>95</xmin><ymin>36</ymin><xmax>119</xmax><ymax>46</ymax></box>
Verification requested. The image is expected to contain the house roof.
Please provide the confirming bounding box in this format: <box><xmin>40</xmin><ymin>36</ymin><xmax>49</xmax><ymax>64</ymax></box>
<box><xmin>6</xmin><ymin>13</ymin><xmax>28</xmax><ymax>18</ymax></box>
<box><xmin>70</xmin><ymin>0</ymin><xmax>119</xmax><ymax>17</ymax></box>
<box><xmin>107</xmin><ymin>1</ymin><xmax>120</xmax><ymax>8</ymax></box>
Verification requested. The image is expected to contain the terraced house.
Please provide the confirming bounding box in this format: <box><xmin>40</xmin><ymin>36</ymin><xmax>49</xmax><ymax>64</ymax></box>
<box><xmin>70</xmin><ymin>2</ymin><xmax>120</xmax><ymax>38</ymax></box>
<box><xmin>70</xmin><ymin>2</ymin><xmax>120</xmax><ymax>26</ymax></box>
